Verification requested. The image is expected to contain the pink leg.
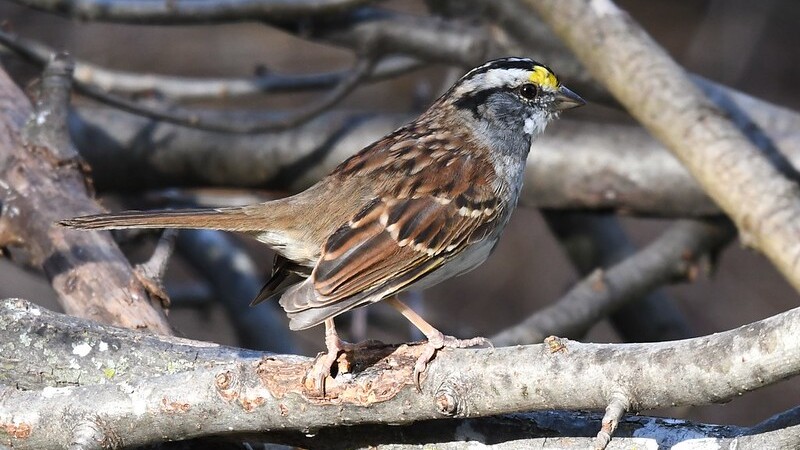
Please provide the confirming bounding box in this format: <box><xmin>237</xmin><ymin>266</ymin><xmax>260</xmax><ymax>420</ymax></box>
<box><xmin>307</xmin><ymin>318</ymin><xmax>351</xmax><ymax>396</ymax></box>
<box><xmin>385</xmin><ymin>296</ymin><xmax>492</xmax><ymax>391</ymax></box>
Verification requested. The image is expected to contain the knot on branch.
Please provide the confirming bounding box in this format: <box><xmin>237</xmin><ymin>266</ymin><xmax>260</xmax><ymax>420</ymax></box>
<box><xmin>434</xmin><ymin>378</ymin><xmax>468</xmax><ymax>417</ymax></box>
<box><xmin>69</xmin><ymin>417</ymin><xmax>116</xmax><ymax>450</ymax></box>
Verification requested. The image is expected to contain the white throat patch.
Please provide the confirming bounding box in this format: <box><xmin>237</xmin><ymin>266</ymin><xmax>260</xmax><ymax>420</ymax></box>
<box><xmin>523</xmin><ymin>115</ymin><xmax>548</xmax><ymax>136</ymax></box>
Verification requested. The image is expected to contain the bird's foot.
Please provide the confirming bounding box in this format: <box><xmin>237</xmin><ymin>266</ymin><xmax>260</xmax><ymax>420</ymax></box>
<box><xmin>413</xmin><ymin>332</ymin><xmax>492</xmax><ymax>391</ymax></box>
<box><xmin>305</xmin><ymin>319</ymin><xmax>354</xmax><ymax>397</ymax></box>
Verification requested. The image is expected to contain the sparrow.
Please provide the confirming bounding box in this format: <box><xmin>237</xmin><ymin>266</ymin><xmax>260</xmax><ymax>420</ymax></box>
<box><xmin>61</xmin><ymin>57</ymin><xmax>585</xmax><ymax>392</ymax></box>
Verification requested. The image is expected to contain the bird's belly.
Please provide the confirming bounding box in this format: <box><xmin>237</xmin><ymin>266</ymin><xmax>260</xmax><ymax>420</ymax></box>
<box><xmin>409</xmin><ymin>236</ymin><xmax>498</xmax><ymax>291</ymax></box>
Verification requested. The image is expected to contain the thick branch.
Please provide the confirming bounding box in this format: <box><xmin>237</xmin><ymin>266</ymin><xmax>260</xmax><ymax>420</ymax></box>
<box><xmin>71</xmin><ymin>107</ymin><xmax>800</xmax><ymax>216</ymax></box>
<box><xmin>0</xmin><ymin>59</ymin><xmax>171</xmax><ymax>333</ymax></box>
<box><xmin>0</xmin><ymin>298</ymin><xmax>798</xmax><ymax>448</ymax></box>
<box><xmin>8</xmin><ymin>0</ymin><xmax>372</xmax><ymax>24</ymax></box>
<box><xmin>527</xmin><ymin>0</ymin><xmax>800</xmax><ymax>293</ymax></box>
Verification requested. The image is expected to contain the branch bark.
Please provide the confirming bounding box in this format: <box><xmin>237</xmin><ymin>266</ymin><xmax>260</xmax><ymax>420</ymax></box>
<box><xmin>0</xmin><ymin>58</ymin><xmax>172</xmax><ymax>333</ymax></box>
<box><xmin>0</xmin><ymin>28</ymin><xmax>422</xmax><ymax>100</ymax></box>
<box><xmin>0</xmin><ymin>297</ymin><xmax>798</xmax><ymax>448</ymax></box>
<box><xmin>526</xmin><ymin>0</ymin><xmax>800</xmax><ymax>293</ymax></box>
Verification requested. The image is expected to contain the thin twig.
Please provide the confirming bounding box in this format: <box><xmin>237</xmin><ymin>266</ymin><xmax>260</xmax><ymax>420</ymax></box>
<box><xmin>543</xmin><ymin>212</ymin><xmax>694</xmax><ymax>342</ymax></box>
<box><xmin>8</xmin><ymin>0</ymin><xmax>373</xmax><ymax>24</ymax></box>
<box><xmin>133</xmin><ymin>229</ymin><xmax>178</xmax><ymax>308</ymax></box>
<box><xmin>0</xmin><ymin>29</ymin><xmax>377</xmax><ymax>133</ymax></box>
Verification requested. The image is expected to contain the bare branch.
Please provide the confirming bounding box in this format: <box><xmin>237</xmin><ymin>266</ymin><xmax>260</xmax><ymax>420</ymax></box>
<box><xmin>594</xmin><ymin>392</ymin><xmax>629</xmax><ymax>450</ymax></box>
<box><xmin>492</xmin><ymin>219</ymin><xmax>735</xmax><ymax>346</ymax></box>
<box><xmin>0</xmin><ymin>58</ymin><xmax>172</xmax><ymax>333</ymax></box>
<box><xmin>0</xmin><ymin>29</ymin><xmax>422</xmax><ymax>100</ymax></box>
<box><xmin>526</xmin><ymin>0</ymin><xmax>800</xmax><ymax>294</ymax></box>
<box><xmin>543</xmin><ymin>212</ymin><xmax>694</xmax><ymax>342</ymax></box>
<box><xmin>133</xmin><ymin>229</ymin><xmax>178</xmax><ymax>309</ymax></box>
<box><xmin>7</xmin><ymin>0</ymin><xmax>373</xmax><ymax>24</ymax></box>
<box><xmin>0</xmin><ymin>28</ymin><xmax>380</xmax><ymax>133</ymax></box>
<box><xmin>70</xmin><ymin>107</ymin><xmax>796</xmax><ymax>217</ymax></box>
<box><xmin>256</xmin><ymin>411</ymin><xmax>749</xmax><ymax>449</ymax></box>
<box><xmin>0</xmin><ymin>297</ymin><xmax>798</xmax><ymax>448</ymax></box>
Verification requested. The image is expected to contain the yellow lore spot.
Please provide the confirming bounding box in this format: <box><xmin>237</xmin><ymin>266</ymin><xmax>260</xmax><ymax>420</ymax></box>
<box><xmin>529</xmin><ymin>65</ymin><xmax>559</xmax><ymax>90</ymax></box>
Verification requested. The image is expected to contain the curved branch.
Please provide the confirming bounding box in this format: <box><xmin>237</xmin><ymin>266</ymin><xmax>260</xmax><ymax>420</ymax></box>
<box><xmin>83</xmin><ymin>57</ymin><xmax>374</xmax><ymax>133</ymax></box>
<box><xmin>527</xmin><ymin>0</ymin><xmax>800</xmax><ymax>293</ymax></box>
<box><xmin>0</xmin><ymin>297</ymin><xmax>798</xmax><ymax>448</ymax></box>
<box><xmin>0</xmin><ymin>28</ymin><xmax>377</xmax><ymax>133</ymax></box>
<box><xmin>273</xmin><ymin>8</ymin><xmax>492</xmax><ymax>67</ymax></box>
<box><xmin>8</xmin><ymin>0</ymin><xmax>372</xmax><ymax>24</ymax></box>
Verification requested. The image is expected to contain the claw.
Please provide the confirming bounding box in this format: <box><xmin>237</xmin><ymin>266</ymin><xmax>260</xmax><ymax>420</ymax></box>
<box><xmin>412</xmin><ymin>333</ymin><xmax>491</xmax><ymax>392</ymax></box>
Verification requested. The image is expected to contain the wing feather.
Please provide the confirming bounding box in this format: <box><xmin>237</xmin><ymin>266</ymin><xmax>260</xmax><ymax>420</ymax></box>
<box><xmin>277</xmin><ymin>126</ymin><xmax>507</xmax><ymax>328</ymax></box>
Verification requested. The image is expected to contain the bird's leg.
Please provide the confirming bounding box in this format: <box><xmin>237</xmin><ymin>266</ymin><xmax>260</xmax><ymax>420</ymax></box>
<box><xmin>385</xmin><ymin>296</ymin><xmax>491</xmax><ymax>391</ymax></box>
<box><xmin>307</xmin><ymin>318</ymin><xmax>351</xmax><ymax>396</ymax></box>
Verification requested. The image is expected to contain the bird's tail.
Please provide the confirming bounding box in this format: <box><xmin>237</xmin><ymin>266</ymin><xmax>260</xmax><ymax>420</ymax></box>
<box><xmin>59</xmin><ymin>207</ymin><xmax>272</xmax><ymax>233</ymax></box>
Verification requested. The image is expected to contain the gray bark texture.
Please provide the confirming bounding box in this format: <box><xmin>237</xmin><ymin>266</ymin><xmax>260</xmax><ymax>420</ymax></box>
<box><xmin>0</xmin><ymin>56</ymin><xmax>171</xmax><ymax>334</ymax></box>
<box><xmin>0</xmin><ymin>298</ymin><xmax>798</xmax><ymax>449</ymax></box>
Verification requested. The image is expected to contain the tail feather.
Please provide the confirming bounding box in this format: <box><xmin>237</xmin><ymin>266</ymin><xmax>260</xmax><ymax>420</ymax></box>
<box><xmin>59</xmin><ymin>207</ymin><xmax>269</xmax><ymax>232</ymax></box>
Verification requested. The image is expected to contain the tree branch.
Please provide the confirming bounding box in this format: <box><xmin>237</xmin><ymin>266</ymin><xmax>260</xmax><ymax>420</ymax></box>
<box><xmin>69</xmin><ymin>107</ymin><xmax>799</xmax><ymax>217</ymax></box>
<box><xmin>272</xmin><ymin>7</ymin><xmax>492</xmax><ymax>67</ymax></box>
<box><xmin>0</xmin><ymin>57</ymin><xmax>172</xmax><ymax>333</ymax></box>
<box><xmin>542</xmin><ymin>212</ymin><xmax>694</xmax><ymax>342</ymax></box>
<box><xmin>8</xmin><ymin>0</ymin><xmax>373</xmax><ymax>24</ymax></box>
<box><xmin>0</xmin><ymin>297</ymin><xmax>798</xmax><ymax>448</ymax></box>
<box><xmin>492</xmin><ymin>219</ymin><xmax>735</xmax><ymax>346</ymax></box>
<box><xmin>526</xmin><ymin>0</ymin><xmax>800</xmax><ymax>294</ymax></box>
<box><xmin>0</xmin><ymin>29</ymin><xmax>422</xmax><ymax>100</ymax></box>
<box><xmin>176</xmin><ymin>229</ymin><xmax>298</xmax><ymax>354</ymax></box>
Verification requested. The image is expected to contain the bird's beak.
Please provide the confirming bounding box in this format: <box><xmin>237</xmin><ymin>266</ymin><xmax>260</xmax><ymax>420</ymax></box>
<box><xmin>554</xmin><ymin>85</ymin><xmax>586</xmax><ymax>111</ymax></box>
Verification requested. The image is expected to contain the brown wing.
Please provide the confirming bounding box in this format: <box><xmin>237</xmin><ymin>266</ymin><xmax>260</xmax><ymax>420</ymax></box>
<box><xmin>312</xmin><ymin>194</ymin><xmax>497</xmax><ymax>303</ymax></box>
<box><xmin>278</xmin><ymin>125</ymin><xmax>503</xmax><ymax>322</ymax></box>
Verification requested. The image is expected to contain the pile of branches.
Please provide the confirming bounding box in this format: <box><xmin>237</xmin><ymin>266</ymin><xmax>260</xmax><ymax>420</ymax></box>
<box><xmin>0</xmin><ymin>0</ymin><xmax>798</xmax><ymax>448</ymax></box>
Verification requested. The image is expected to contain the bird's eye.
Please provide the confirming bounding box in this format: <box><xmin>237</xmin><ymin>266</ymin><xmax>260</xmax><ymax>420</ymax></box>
<box><xmin>519</xmin><ymin>83</ymin><xmax>538</xmax><ymax>100</ymax></box>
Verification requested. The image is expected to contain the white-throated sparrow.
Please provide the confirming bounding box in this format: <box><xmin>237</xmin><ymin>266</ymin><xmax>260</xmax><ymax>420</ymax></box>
<box><xmin>61</xmin><ymin>57</ymin><xmax>585</xmax><ymax>392</ymax></box>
